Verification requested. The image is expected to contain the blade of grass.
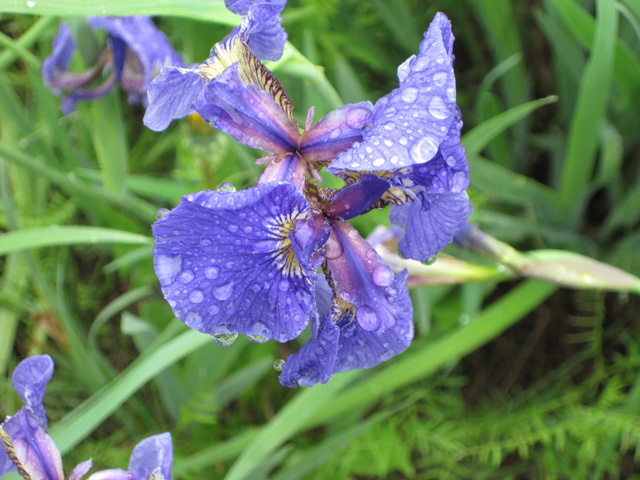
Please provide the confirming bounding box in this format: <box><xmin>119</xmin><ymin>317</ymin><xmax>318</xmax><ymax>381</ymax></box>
<box><xmin>462</xmin><ymin>95</ymin><xmax>558</xmax><ymax>157</ymax></box>
<box><xmin>0</xmin><ymin>16</ymin><xmax>56</xmax><ymax>71</ymax></box>
<box><xmin>224</xmin><ymin>370</ymin><xmax>360</xmax><ymax>480</ymax></box>
<box><xmin>0</xmin><ymin>0</ymin><xmax>238</xmax><ymax>24</ymax></box>
<box><xmin>558</xmin><ymin>0</ymin><xmax>618</xmax><ymax>214</ymax></box>
<box><xmin>307</xmin><ymin>279</ymin><xmax>558</xmax><ymax>427</ymax></box>
<box><xmin>0</xmin><ymin>226</ymin><xmax>151</xmax><ymax>256</ymax></box>
<box><xmin>50</xmin><ymin>329</ymin><xmax>212</xmax><ymax>454</ymax></box>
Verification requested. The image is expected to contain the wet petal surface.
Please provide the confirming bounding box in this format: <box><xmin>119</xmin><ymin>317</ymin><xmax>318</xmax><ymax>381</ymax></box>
<box><xmin>152</xmin><ymin>183</ymin><xmax>315</xmax><ymax>342</ymax></box>
<box><xmin>11</xmin><ymin>355</ymin><xmax>54</xmax><ymax>429</ymax></box>
<box><xmin>330</xmin><ymin>13</ymin><xmax>457</xmax><ymax>172</ymax></box>
<box><xmin>128</xmin><ymin>433</ymin><xmax>173</xmax><ymax>480</ymax></box>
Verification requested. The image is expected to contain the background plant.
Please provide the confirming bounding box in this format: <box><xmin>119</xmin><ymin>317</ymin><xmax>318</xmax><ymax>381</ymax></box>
<box><xmin>0</xmin><ymin>0</ymin><xmax>639</xmax><ymax>479</ymax></box>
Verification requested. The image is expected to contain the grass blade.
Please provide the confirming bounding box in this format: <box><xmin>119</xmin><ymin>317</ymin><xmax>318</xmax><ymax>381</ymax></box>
<box><xmin>0</xmin><ymin>226</ymin><xmax>151</xmax><ymax>255</ymax></box>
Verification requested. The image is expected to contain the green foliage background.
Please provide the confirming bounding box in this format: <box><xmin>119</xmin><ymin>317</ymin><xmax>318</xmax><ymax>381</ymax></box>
<box><xmin>1</xmin><ymin>0</ymin><xmax>640</xmax><ymax>478</ymax></box>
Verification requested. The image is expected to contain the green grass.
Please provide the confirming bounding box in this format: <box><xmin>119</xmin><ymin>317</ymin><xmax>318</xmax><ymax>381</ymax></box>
<box><xmin>1</xmin><ymin>1</ymin><xmax>639</xmax><ymax>479</ymax></box>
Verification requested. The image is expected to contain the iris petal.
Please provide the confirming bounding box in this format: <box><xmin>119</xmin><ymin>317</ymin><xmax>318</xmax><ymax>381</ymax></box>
<box><xmin>0</xmin><ymin>408</ymin><xmax>64</xmax><ymax>480</ymax></box>
<box><xmin>329</xmin><ymin>12</ymin><xmax>457</xmax><ymax>172</ymax></box>
<box><xmin>11</xmin><ymin>354</ymin><xmax>54</xmax><ymax>429</ymax></box>
<box><xmin>299</xmin><ymin>102</ymin><xmax>374</xmax><ymax>164</ymax></box>
<box><xmin>195</xmin><ymin>63</ymin><xmax>299</xmax><ymax>153</ymax></box>
<box><xmin>128</xmin><ymin>433</ymin><xmax>173</xmax><ymax>480</ymax></box>
<box><xmin>152</xmin><ymin>183</ymin><xmax>315</xmax><ymax>342</ymax></box>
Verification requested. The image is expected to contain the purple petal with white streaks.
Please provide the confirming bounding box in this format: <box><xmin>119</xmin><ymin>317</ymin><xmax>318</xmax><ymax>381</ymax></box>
<box><xmin>194</xmin><ymin>63</ymin><xmax>299</xmax><ymax>153</ymax></box>
<box><xmin>152</xmin><ymin>183</ymin><xmax>315</xmax><ymax>342</ymax></box>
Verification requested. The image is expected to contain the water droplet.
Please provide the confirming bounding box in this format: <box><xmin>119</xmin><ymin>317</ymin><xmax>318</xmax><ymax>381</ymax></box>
<box><xmin>410</xmin><ymin>135</ymin><xmax>438</xmax><ymax>163</ymax></box>
<box><xmin>189</xmin><ymin>288</ymin><xmax>204</xmax><ymax>303</ymax></box>
<box><xmin>278</xmin><ymin>280</ymin><xmax>290</xmax><ymax>292</ymax></box>
<box><xmin>436</xmin><ymin>55</ymin><xmax>445</xmax><ymax>64</ymax></box>
<box><xmin>356</xmin><ymin>306</ymin><xmax>380</xmax><ymax>331</ymax></box>
<box><xmin>423</xmin><ymin>254</ymin><xmax>438</xmax><ymax>266</ymax></box>
<box><xmin>208</xmin><ymin>304</ymin><xmax>220</xmax><ymax>315</ymax></box>
<box><xmin>386</xmin><ymin>295</ymin><xmax>397</xmax><ymax>304</ymax></box>
<box><xmin>248</xmin><ymin>334</ymin><xmax>268</xmax><ymax>344</ymax></box>
<box><xmin>273</xmin><ymin>359</ymin><xmax>285</xmax><ymax>371</ymax></box>
<box><xmin>200</xmin><ymin>237</ymin><xmax>212</xmax><ymax>247</ymax></box>
<box><xmin>401</xmin><ymin>87</ymin><xmax>419</xmax><ymax>103</ymax></box>
<box><xmin>186</xmin><ymin>193</ymin><xmax>195</xmax><ymax>202</ymax></box>
<box><xmin>212</xmin><ymin>333</ymin><xmax>238</xmax><ymax>346</ymax></box>
<box><xmin>91</xmin><ymin>237</ymin><xmax>98</xmax><ymax>244</ymax></box>
<box><xmin>205</xmin><ymin>266</ymin><xmax>219</xmax><ymax>279</ymax></box>
<box><xmin>325</xmin><ymin>238</ymin><xmax>343</xmax><ymax>259</ymax></box>
<box><xmin>228</xmin><ymin>224</ymin><xmax>238</xmax><ymax>233</ymax></box>
<box><xmin>217</xmin><ymin>182</ymin><xmax>236</xmax><ymax>193</ymax></box>
<box><xmin>372</xmin><ymin>265</ymin><xmax>394</xmax><ymax>287</ymax></box>
<box><xmin>459</xmin><ymin>315</ymin><xmax>470</xmax><ymax>325</ymax></box>
<box><xmin>383</xmin><ymin>122</ymin><xmax>396</xmax><ymax>131</ymax></box>
<box><xmin>373</xmin><ymin>158</ymin><xmax>385</xmax><ymax>167</ymax></box>
<box><xmin>366</xmin><ymin>250</ymin><xmax>376</xmax><ymax>260</ymax></box>
<box><xmin>399</xmin><ymin>136</ymin><xmax>408</xmax><ymax>146</ymax></box>
<box><xmin>243</xmin><ymin>226</ymin><xmax>253</xmax><ymax>233</ymax></box>
<box><xmin>329</xmin><ymin>128</ymin><xmax>341</xmax><ymax>139</ymax></box>
<box><xmin>180</xmin><ymin>270</ymin><xmax>195</xmax><ymax>283</ymax></box>
<box><xmin>446</xmin><ymin>87</ymin><xmax>455</xmax><ymax>102</ymax></box>
<box><xmin>432</xmin><ymin>71</ymin><xmax>448</xmax><ymax>86</ymax></box>
<box><xmin>26</xmin><ymin>0</ymin><xmax>35</xmax><ymax>7</ymax></box>
<box><xmin>214</xmin><ymin>283</ymin><xmax>234</xmax><ymax>301</ymax></box>
<box><xmin>156</xmin><ymin>208</ymin><xmax>170</xmax><ymax>219</ymax></box>
<box><xmin>428</xmin><ymin>96</ymin><xmax>450</xmax><ymax>119</ymax></box>
<box><xmin>384</xmin><ymin>139</ymin><xmax>393</xmax><ymax>147</ymax></box>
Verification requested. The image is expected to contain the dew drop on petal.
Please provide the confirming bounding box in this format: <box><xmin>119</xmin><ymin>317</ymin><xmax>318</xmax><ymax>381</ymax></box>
<box><xmin>383</xmin><ymin>122</ymin><xmax>396</xmax><ymax>131</ymax></box>
<box><xmin>401</xmin><ymin>87</ymin><xmax>419</xmax><ymax>103</ymax></box>
<box><xmin>432</xmin><ymin>71</ymin><xmax>448</xmax><ymax>86</ymax></box>
<box><xmin>329</xmin><ymin>128</ymin><xmax>341</xmax><ymax>139</ymax></box>
<box><xmin>228</xmin><ymin>224</ymin><xmax>238</xmax><ymax>233</ymax></box>
<box><xmin>356</xmin><ymin>306</ymin><xmax>380</xmax><ymax>331</ymax></box>
<box><xmin>373</xmin><ymin>158</ymin><xmax>385</xmax><ymax>167</ymax></box>
<box><xmin>208</xmin><ymin>304</ymin><xmax>220</xmax><ymax>315</ymax></box>
<box><xmin>156</xmin><ymin>208</ymin><xmax>170</xmax><ymax>220</ymax></box>
<box><xmin>278</xmin><ymin>280</ymin><xmax>290</xmax><ymax>292</ymax></box>
<box><xmin>366</xmin><ymin>250</ymin><xmax>376</xmax><ymax>260</ymax></box>
<box><xmin>248</xmin><ymin>334</ymin><xmax>268</xmax><ymax>344</ymax></box>
<box><xmin>325</xmin><ymin>238</ymin><xmax>344</xmax><ymax>259</ymax></box>
<box><xmin>372</xmin><ymin>265</ymin><xmax>394</xmax><ymax>287</ymax></box>
<box><xmin>446</xmin><ymin>87</ymin><xmax>456</xmax><ymax>102</ymax></box>
<box><xmin>205</xmin><ymin>266</ymin><xmax>219</xmax><ymax>279</ymax></box>
<box><xmin>180</xmin><ymin>270</ymin><xmax>195</xmax><ymax>284</ymax></box>
<box><xmin>214</xmin><ymin>283</ymin><xmax>234</xmax><ymax>301</ymax></box>
<box><xmin>273</xmin><ymin>359</ymin><xmax>285</xmax><ymax>371</ymax></box>
<box><xmin>428</xmin><ymin>96</ymin><xmax>450</xmax><ymax>119</ymax></box>
<box><xmin>217</xmin><ymin>182</ymin><xmax>236</xmax><ymax>193</ymax></box>
<box><xmin>189</xmin><ymin>288</ymin><xmax>204</xmax><ymax>303</ymax></box>
<box><xmin>212</xmin><ymin>333</ymin><xmax>238</xmax><ymax>346</ymax></box>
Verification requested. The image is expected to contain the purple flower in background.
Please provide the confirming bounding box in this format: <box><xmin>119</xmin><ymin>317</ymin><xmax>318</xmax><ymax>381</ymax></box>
<box><xmin>0</xmin><ymin>355</ymin><xmax>173</xmax><ymax>480</ymax></box>
<box><xmin>42</xmin><ymin>16</ymin><xmax>183</xmax><ymax>114</ymax></box>
<box><xmin>147</xmin><ymin>9</ymin><xmax>471</xmax><ymax>385</ymax></box>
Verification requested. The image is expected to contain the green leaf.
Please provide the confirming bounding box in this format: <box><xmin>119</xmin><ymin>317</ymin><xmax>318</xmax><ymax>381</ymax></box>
<box><xmin>0</xmin><ymin>0</ymin><xmax>238</xmax><ymax>24</ymax></box>
<box><xmin>558</xmin><ymin>0</ymin><xmax>619</xmax><ymax>212</ymax></box>
<box><xmin>50</xmin><ymin>330</ymin><xmax>212</xmax><ymax>454</ymax></box>
<box><xmin>462</xmin><ymin>95</ymin><xmax>558</xmax><ymax>157</ymax></box>
<box><xmin>224</xmin><ymin>371</ymin><xmax>359</xmax><ymax>480</ymax></box>
<box><xmin>307</xmin><ymin>280</ymin><xmax>558</xmax><ymax>427</ymax></box>
<box><xmin>0</xmin><ymin>226</ymin><xmax>152</xmax><ymax>256</ymax></box>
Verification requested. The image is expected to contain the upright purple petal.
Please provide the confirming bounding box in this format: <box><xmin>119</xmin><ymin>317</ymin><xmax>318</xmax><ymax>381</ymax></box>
<box><xmin>128</xmin><ymin>433</ymin><xmax>173</xmax><ymax>480</ymax></box>
<box><xmin>330</xmin><ymin>13</ymin><xmax>457</xmax><ymax>172</ymax></box>
<box><xmin>326</xmin><ymin>221</ymin><xmax>405</xmax><ymax>332</ymax></box>
<box><xmin>390</xmin><ymin>191</ymin><xmax>473</xmax><ymax>262</ymax></box>
<box><xmin>144</xmin><ymin>67</ymin><xmax>206</xmax><ymax>131</ymax></box>
<box><xmin>86</xmin><ymin>468</ymin><xmax>131</xmax><ymax>480</ymax></box>
<box><xmin>299</xmin><ymin>102</ymin><xmax>374</xmax><ymax>164</ymax></box>
<box><xmin>241</xmin><ymin>2</ymin><xmax>288</xmax><ymax>61</ymax></box>
<box><xmin>152</xmin><ymin>183</ymin><xmax>315</xmax><ymax>342</ymax></box>
<box><xmin>194</xmin><ymin>63</ymin><xmax>299</xmax><ymax>153</ymax></box>
<box><xmin>11</xmin><ymin>355</ymin><xmax>54</xmax><ymax>429</ymax></box>
<box><xmin>70</xmin><ymin>459</ymin><xmax>94</xmax><ymax>480</ymax></box>
<box><xmin>0</xmin><ymin>408</ymin><xmax>64</xmax><ymax>480</ymax></box>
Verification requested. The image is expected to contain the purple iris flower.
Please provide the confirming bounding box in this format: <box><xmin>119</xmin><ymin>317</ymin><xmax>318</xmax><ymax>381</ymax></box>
<box><xmin>42</xmin><ymin>16</ymin><xmax>183</xmax><ymax>114</ymax></box>
<box><xmin>1</xmin><ymin>355</ymin><xmax>173</xmax><ymax>480</ymax></box>
<box><xmin>147</xmin><ymin>10</ymin><xmax>470</xmax><ymax>386</ymax></box>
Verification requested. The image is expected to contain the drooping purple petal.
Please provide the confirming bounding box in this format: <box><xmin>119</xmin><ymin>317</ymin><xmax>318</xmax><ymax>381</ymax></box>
<box><xmin>128</xmin><ymin>433</ymin><xmax>173</xmax><ymax>480</ymax></box>
<box><xmin>389</xmin><ymin>191</ymin><xmax>473</xmax><ymax>262</ymax></box>
<box><xmin>144</xmin><ymin>67</ymin><xmax>206</xmax><ymax>131</ymax></box>
<box><xmin>194</xmin><ymin>63</ymin><xmax>299</xmax><ymax>153</ymax></box>
<box><xmin>0</xmin><ymin>408</ymin><xmax>64</xmax><ymax>480</ymax></box>
<box><xmin>278</xmin><ymin>307</ymin><xmax>339</xmax><ymax>388</ymax></box>
<box><xmin>42</xmin><ymin>22</ymin><xmax>78</xmax><ymax>93</ymax></box>
<box><xmin>59</xmin><ymin>73</ymin><xmax>117</xmax><ymax>115</ymax></box>
<box><xmin>225</xmin><ymin>0</ymin><xmax>286</xmax><ymax>15</ymax></box>
<box><xmin>330</xmin><ymin>12</ymin><xmax>457</xmax><ymax>172</ymax></box>
<box><xmin>11</xmin><ymin>355</ymin><xmax>54</xmax><ymax>429</ymax></box>
<box><xmin>325</xmin><ymin>221</ymin><xmax>405</xmax><ymax>332</ymax></box>
<box><xmin>299</xmin><ymin>102</ymin><xmax>374</xmax><ymax>164</ymax></box>
<box><xmin>152</xmin><ymin>183</ymin><xmax>315</xmax><ymax>342</ymax></box>
<box><xmin>325</xmin><ymin>174</ymin><xmax>390</xmax><ymax>221</ymax></box>
<box><xmin>87</xmin><ymin>16</ymin><xmax>183</xmax><ymax>102</ymax></box>
<box><xmin>333</xmin><ymin>269</ymin><xmax>413</xmax><ymax>372</ymax></box>
<box><xmin>70</xmin><ymin>459</ymin><xmax>94</xmax><ymax>480</ymax></box>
